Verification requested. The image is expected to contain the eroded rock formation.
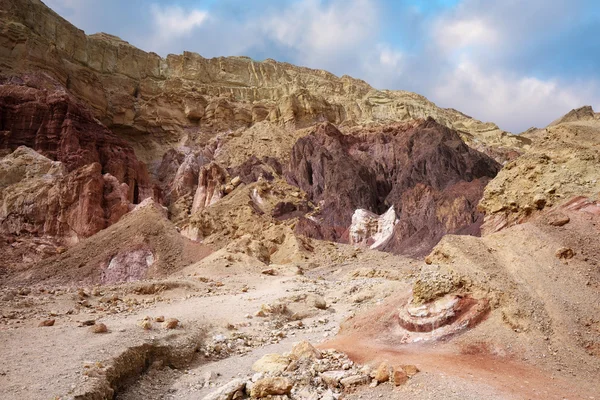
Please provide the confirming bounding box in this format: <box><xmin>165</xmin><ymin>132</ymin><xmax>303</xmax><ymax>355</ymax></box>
<box><xmin>0</xmin><ymin>81</ymin><xmax>153</xmax><ymax>203</ymax></box>
<box><xmin>287</xmin><ymin>120</ymin><xmax>501</xmax><ymax>256</ymax></box>
<box><xmin>0</xmin><ymin>147</ymin><xmax>130</xmax><ymax>242</ymax></box>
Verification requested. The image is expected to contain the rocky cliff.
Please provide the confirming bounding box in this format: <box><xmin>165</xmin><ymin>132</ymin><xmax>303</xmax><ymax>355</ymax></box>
<box><xmin>0</xmin><ymin>0</ymin><xmax>526</xmax><ymax>165</ymax></box>
<box><xmin>287</xmin><ymin>120</ymin><xmax>500</xmax><ymax>256</ymax></box>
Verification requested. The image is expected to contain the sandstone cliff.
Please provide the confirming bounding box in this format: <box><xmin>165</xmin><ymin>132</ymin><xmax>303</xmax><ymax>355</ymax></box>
<box><xmin>0</xmin><ymin>0</ymin><xmax>526</xmax><ymax>165</ymax></box>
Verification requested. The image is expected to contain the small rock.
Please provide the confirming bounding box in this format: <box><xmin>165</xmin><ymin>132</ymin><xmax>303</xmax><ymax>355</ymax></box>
<box><xmin>309</xmin><ymin>294</ymin><xmax>327</xmax><ymax>310</ymax></box>
<box><xmin>80</xmin><ymin>320</ymin><xmax>96</xmax><ymax>327</ymax></box>
<box><xmin>392</xmin><ymin>367</ymin><xmax>408</xmax><ymax>386</ymax></box>
<box><xmin>38</xmin><ymin>319</ymin><xmax>55</xmax><ymax>327</ymax></box>
<box><xmin>373</xmin><ymin>361</ymin><xmax>390</xmax><ymax>383</ymax></box>
<box><xmin>320</xmin><ymin>370</ymin><xmax>346</xmax><ymax>387</ymax></box>
<box><xmin>555</xmin><ymin>247</ymin><xmax>575</xmax><ymax>259</ymax></box>
<box><xmin>340</xmin><ymin>375</ymin><xmax>369</xmax><ymax>387</ymax></box>
<box><xmin>155</xmin><ymin>316</ymin><xmax>165</xmax><ymax>322</ymax></box>
<box><xmin>90</xmin><ymin>323</ymin><xmax>108</xmax><ymax>334</ymax></box>
<box><xmin>201</xmin><ymin>378</ymin><xmax>245</xmax><ymax>400</ymax></box>
<box><xmin>252</xmin><ymin>354</ymin><xmax>291</xmax><ymax>373</ymax></box>
<box><xmin>204</xmin><ymin>371</ymin><xmax>218</xmax><ymax>384</ymax></box>
<box><xmin>164</xmin><ymin>318</ymin><xmax>179</xmax><ymax>329</ymax></box>
<box><xmin>261</xmin><ymin>268</ymin><xmax>277</xmax><ymax>276</ymax></box>
<box><xmin>533</xmin><ymin>194</ymin><xmax>546</xmax><ymax>209</ymax></box>
<box><xmin>250</xmin><ymin>377</ymin><xmax>293</xmax><ymax>398</ymax></box>
<box><xmin>231</xmin><ymin>176</ymin><xmax>241</xmax><ymax>187</ymax></box>
<box><xmin>291</xmin><ymin>341</ymin><xmax>322</xmax><ymax>360</ymax></box>
<box><xmin>401</xmin><ymin>364</ymin><xmax>420</xmax><ymax>377</ymax></box>
<box><xmin>139</xmin><ymin>320</ymin><xmax>152</xmax><ymax>330</ymax></box>
<box><xmin>547</xmin><ymin>213</ymin><xmax>570</xmax><ymax>227</ymax></box>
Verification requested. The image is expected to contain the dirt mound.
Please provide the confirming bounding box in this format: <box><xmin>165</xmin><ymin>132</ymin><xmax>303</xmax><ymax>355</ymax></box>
<box><xmin>286</xmin><ymin>120</ymin><xmax>500</xmax><ymax>256</ymax></box>
<box><xmin>426</xmin><ymin>196</ymin><xmax>600</xmax><ymax>372</ymax></box>
<box><xmin>6</xmin><ymin>201</ymin><xmax>211</xmax><ymax>286</ymax></box>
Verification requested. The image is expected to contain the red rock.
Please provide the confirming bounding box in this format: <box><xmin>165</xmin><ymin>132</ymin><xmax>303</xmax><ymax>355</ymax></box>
<box><xmin>547</xmin><ymin>213</ymin><xmax>570</xmax><ymax>227</ymax></box>
<box><xmin>0</xmin><ymin>83</ymin><xmax>152</xmax><ymax>204</ymax></box>
<box><xmin>286</xmin><ymin>120</ymin><xmax>500</xmax><ymax>256</ymax></box>
<box><xmin>392</xmin><ymin>367</ymin><xmax>408</xmax><ymax>386</ymax></box>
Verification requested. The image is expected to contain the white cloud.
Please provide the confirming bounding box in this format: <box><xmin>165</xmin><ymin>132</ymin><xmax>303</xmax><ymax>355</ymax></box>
<box><xmin>433</xmin><ymin>61</ymin><xmax>600</xmax><ymax>132</ymax></box>
<box><xmin>436</xmin><ymin>18</ymin><xmax>498</xmax><ymax>54</ymax></box>
<box><xmin>378</xmin><ymin>45</ymin><xmax>403</xmax><ymax>68</ymax></box>
<box><xmin>147</xmin><ymin>4</ymin><xmax>209</xmax><ymax>52</ymax></box>
<box><xmin>259</xmin><ymin>0</ymin><xmax>378</xmax><ymax>68</ymax></box>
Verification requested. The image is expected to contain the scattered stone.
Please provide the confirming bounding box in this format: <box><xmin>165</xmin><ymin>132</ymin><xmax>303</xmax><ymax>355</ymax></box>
<box><xmin>164</xmin><ymin>318</ymin><xmax>179</xmax><ymax>329</ymax></box>
<box><xmin>155</xmin><ymin>316</ymin><xmax>165</xmax><ymax>322</ymax></box>
<box><xmin>392</xmin><ymin>367</ymin><xmax>408</xmax><ymax>386</ymax></box>
<box><xmin>38</xmin><ymin>319</ymin><xmax>55</xmax><ymax>327</ymax></box>
<box><xmin>80</xmin><ymin>320</ymin><xmax>96</xmax><ymax>327</ymax></box>
<box><xmin>373</xmin><ymin>361</ymin><xmax>390</xmax><ymax>383</ymax></box>
<box><xmin>340</xmin><ymin>374</ymin><xmax>369</xmax><ymax>387</ymax></box>
<box><xmin>252</xmin><ymin>354</ymin><xmax>291</xmax><ymax>373</ymax></box>
<box><xmin>250</xmin><ymin>377</ymin><xmax>293</xmax><ymax>398</ymax></box>
<box><xmin>320</xmin><ymin>370</ymin><xmax>346</xmax><ymax>387</ymax></box>
<box><xmin>556</xmin><ymin>247</ymin><xmax>575</xmax><ymax>259</ymax></box>
<box><xmin>291</xmin><ymin>341</ymin><xmax>322</xmax><ymax>360</ymax></box>
<box><xmin>201</xmin><ymin>378</ymin><xmax>245</xmax><ymax>400</ymax></box>
<box><xmin>139</xmin><ymin>320</ymin><xmax>152</xmax><ymax>330</ymax></box>
<box><xmin>547</xmin><ymin>213</ymin><xmax>570</xmax><ymax>227</ymax></box>
<box><xmin>90</xmin><ymin>323</ymin><xmax>108</xmax><ymax>334</ymax></box>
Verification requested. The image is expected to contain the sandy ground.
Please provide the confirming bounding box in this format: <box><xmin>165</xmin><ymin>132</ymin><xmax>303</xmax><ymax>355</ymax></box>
<box><xmin>2</xmin><ymin>237</ymin><xmax>599</xmax><ymax>400</ymax></box>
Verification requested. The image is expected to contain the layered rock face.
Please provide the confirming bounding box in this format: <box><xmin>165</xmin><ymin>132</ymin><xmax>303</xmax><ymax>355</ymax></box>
<box><xmin>287</xmin><ymin>120</ymin><xmax>501</xmax><ymax>256</ymax></box>
<box><xmin>0</xmin><ymin>0</ymin><xmax>526</xmax><ymax>164</ymax></box>
<box><xmin>0</xmin><ymin>80</ymin><xmax>153</xmax><ymax>203</ymax></box>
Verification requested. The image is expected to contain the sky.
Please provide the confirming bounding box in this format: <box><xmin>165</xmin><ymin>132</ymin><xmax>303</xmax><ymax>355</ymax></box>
<box><xmin>44</xmin><ymin>0</ymin><xmax>600</xmax><ymax>133</ymax></box>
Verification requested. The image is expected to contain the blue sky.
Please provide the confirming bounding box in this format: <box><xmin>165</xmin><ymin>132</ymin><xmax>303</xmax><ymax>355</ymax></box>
<box><xmin>45</xmin><ymin>0</ymin><xmax>600</xmax><ymax>133</ymax></box>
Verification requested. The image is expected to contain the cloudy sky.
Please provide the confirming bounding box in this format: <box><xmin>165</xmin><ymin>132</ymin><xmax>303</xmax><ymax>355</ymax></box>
<box><xmin>45</xmin><ymin>0</ymin><xmax>600</xmax><ymax>133</ymax></box>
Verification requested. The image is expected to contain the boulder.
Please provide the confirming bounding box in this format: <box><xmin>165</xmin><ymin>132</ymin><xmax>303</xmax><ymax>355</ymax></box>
<box><xmin>250</xmin><ymin>377</ymin><xmax>293</xmax><ymax>398</ymax></box>
<box><xmin>252</xmin><ymin>354</ymin><xmax>291</xmax><ymax>373</ymax></box>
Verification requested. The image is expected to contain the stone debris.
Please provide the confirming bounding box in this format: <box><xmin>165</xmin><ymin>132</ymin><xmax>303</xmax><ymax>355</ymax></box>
<box><xmin>90</xmin><ymin>323</ymin><xmax>108</xmax><ymax>334</ymax></box>
<box><xmin>250</xmin><ymin>377</ymin><xmax>293</xmax><ymax>398</ymax></box>
<box><xmin>206</xmin><ymin>340</ymin><xmax>420</xmax><ymax>399</ymax></box>
<box><xmin>556</xmin><ymin>247</ymin><xmax>575</xmax><ymax>259</ymax></box>
<box><xmin>38</xmin><ymin>319</ymin><xmax>55</xmax><ymax>327</ymax></box>
<box><xmin>139</xmin><ymin>320</ymin><xmax>152</xmax><ymax>330</ymax></box>
<box><xmin>201</xmin><ymin>378</ymin><xmax>245</xmax><ymax>400</ymax></box>
<box><xmin>164</xmin><ymin>318</ymin><xmax>179</xmax><ymax>329</ymax></box>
